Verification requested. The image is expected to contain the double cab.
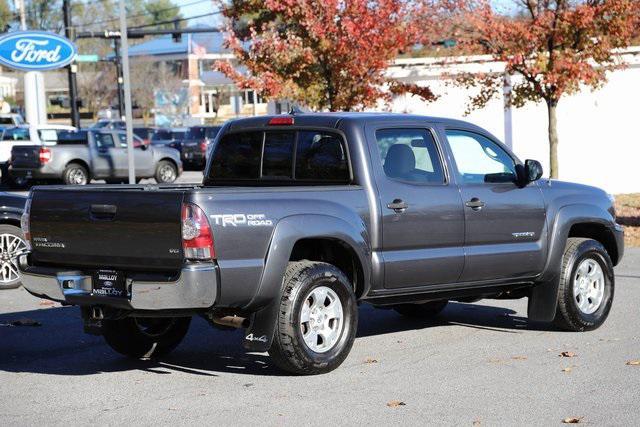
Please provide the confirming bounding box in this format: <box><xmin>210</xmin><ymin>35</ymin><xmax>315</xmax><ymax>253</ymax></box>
<box><xmin>18</xmin><ymin>113</ymin><xmax>623</xmax><ymax>374</ymax></box>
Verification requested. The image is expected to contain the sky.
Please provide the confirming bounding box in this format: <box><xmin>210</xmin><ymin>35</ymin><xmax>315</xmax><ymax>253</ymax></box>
<box><xmin>176</xmin><ymin>0</ymin><xmax>222</xmax><ymax>27</ymax></box>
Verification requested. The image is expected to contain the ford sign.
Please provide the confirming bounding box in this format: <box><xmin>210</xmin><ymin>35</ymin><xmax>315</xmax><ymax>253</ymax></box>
<box><xmin>0</xmin><ymin>31</ymin><xmax>77</xmax><ymax>71</ymax></box>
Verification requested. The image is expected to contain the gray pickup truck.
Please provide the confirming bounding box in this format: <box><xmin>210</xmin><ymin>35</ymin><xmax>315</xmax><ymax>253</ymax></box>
<box><xmin>18</xmin><ymin>113</ymin><xmax>623</xmax><ymax>375</ymax></box>
<box><xmin>10</xmin><ymin>129</ymin><xmax>182</xmax><ymax>185</ymax></box>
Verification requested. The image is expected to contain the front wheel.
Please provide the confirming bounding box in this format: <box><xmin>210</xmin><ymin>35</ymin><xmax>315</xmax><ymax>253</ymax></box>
<box><xmin>155</xmin><ymin>160</ymin><xmax>178</xmax><ymax>184</ymax></box>
<box><xmin>553</xmin><ymin>238</ymin><xmax>614</xmax><ymax>332</ymax></box>
<box><xmin>268</xmin><ymin>261</ymin><xmax>358</xmax><ymax>375</ymax></box>
<box><xmin>102</xmin><ymin>316</ymin><xmax>191</xmax><ymax>358</ymax></box>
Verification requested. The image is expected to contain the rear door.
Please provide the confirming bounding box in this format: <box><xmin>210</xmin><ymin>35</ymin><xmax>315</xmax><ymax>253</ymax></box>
<box><xmin>443</xmin><ymin>128</ymin><xmax>547</xmax><ymax>281</ymax></box>
<box><xmin>366</xmin><ymin>123</ymin><xmax>465</xmax><ymax>289</ymax></box>
<box><xmin>91</xmin><ymin>132</ymin><xmax>128</xmax><ymax>177</ymax></box>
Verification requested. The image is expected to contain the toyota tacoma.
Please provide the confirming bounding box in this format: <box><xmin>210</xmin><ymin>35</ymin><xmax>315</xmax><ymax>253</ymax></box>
<box><xmin>18</xmin><ymin>113</ymin><xmax>624</xmax><ymax>374</ymax></box>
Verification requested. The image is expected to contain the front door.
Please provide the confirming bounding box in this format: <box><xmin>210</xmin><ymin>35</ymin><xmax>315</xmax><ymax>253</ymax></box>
<box><xmin>117</xmin><ymin>133</ymin><xmax>154</xmax><ymax>176</ymax></box>
<box><xmin>443</xmin><ymin>128</ymin><xmax>547</xmax><ymax>282</ymax></box>
<box><xmin>368</xmin><ymin>125</ymin><xmax>465</xmax><ymax>289</ymax></box>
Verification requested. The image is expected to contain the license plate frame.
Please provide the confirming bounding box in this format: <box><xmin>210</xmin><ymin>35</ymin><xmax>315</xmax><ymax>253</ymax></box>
<box><xmin>92</xmin><ymin>269</ymin><xmax>128</xmax><ymax>299</ymax></box>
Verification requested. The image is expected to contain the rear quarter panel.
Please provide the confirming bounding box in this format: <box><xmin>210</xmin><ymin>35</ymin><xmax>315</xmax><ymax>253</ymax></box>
<box><xmin>188</xmin><ymin>186</ymin><xmax>370</xmax><ymax>308</ymax></box>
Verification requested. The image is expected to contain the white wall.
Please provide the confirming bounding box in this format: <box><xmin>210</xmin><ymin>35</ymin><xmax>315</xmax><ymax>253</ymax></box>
<box><xmin>386</xmin><ymin>51</ymin><xmax>640</xmax><ymax>195</ymax></box>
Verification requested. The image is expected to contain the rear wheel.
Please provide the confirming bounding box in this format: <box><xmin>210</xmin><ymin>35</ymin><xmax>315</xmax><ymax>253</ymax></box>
<box><xmin>102</xmin><ymin>316</ymin><xmax>191</xmax><ymax>358</ymax></box>
<box><xmin>268</xmin><ymin>261</ymin><xmax>358</xmax><ymax>375</ymax></box>
<box><xmin>394</xmin><ymin>300</ymin><xmax>448</xmax><ymax>319</ymax></box>
<box><xmin>0</xmin><ymin>224</ymin><xmax>27</xmax><ymax>289</ymax></box>
<box><xmin>553</xmin><ymin>238</ymin><xmax>614</xmax><ymax>332</ymax></box>
<box><xmin>155</xmin><ymin>160</ymin><xmax>177</xmax><ymax>184</ymax></box>
<box><xmin>63</xmin><ymin>163</ymin><xmax>89</xmax><ymax>185</ymax></box>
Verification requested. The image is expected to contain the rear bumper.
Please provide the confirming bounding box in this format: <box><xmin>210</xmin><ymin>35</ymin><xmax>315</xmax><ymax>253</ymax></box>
<box><xmin>9</xmin><ymin>165</ymin><xmax>60</xmax><ymax>180</ymax></box>
<box><xmin>18</xmin><ymin>255</ymin><xmax>218</xmax><ymax>310</ymax></box>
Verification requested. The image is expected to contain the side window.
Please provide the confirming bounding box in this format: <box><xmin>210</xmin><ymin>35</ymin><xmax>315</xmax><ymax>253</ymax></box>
<box><xmin>375</xmin><ymin>128</ymin><xmax>445</xmax><ymax>184</ymax></box>
<box><xmin>445</xmin><ymin>130</ymin><xmax>516</xmax><ymax>184</ymax></box>
<box><xmin>295</xmin><ymin>131</ymin><xmax>349</xmax><ymax>182</ymax></box>
<box><xmin>38</xmin><ymin>129</ymin><xmax>59</xmax><ymax>144</ymax></box>
<box><xmin>95</xmin><ymin>133</ymin><xmax>115</xmax><ymax>149</ymax></box>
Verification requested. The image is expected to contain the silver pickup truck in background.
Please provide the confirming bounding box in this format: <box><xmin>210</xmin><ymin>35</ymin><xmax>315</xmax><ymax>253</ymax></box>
<box><xmin>10</xmin><ymin>129</ymin><xmax>182</xmax><ymax>185</ymax></box>
<box><xmin>18</xmin><ymin>113</ymin><xmax>624</xmax><ymax>375</ymax></box>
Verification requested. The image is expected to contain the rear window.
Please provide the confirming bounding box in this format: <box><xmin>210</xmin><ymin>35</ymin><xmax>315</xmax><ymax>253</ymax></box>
<box><xmin>207</xmin><ymin>130</ymin><xmax>350</xmax><ymax>184</ymax></box>
<box><xmin>57</xmin><ymin>130</ymin><xmax>88</xmax><ymax>145</ymax></box>
<box><xmin>186</xmin><ymin>127</ymin><xmax>206</xmax><ymax>139</ymax></box>
<box><xmin>0</xmin><ymin>117</ymin><xmax>14</xmax><ymax>125</ymax></box>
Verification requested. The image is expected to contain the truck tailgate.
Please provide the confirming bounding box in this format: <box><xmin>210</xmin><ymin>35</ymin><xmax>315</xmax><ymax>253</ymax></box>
<box><xmin>11</xmin><ymin>145</ymin><xmax>41</xmax><ymax>169</ymax></box>
<box><xmin>29</xmin><ymin>188</ymin><xmax>185</xmax><ymax>271</ymax></box>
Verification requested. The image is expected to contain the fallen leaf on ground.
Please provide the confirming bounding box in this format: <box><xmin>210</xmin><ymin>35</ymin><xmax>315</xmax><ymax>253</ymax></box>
<box><xmin>626</xmin><ymin>360</ymin><xmax>640</xmax><ymax>366</ymax></box>
<box><xmin>10</xmin><ymin>318</ymin><xmax>42</xmax><ymax>327</ymax></box>
<box><xmin>511</xmin><ymin>355</ymin><xmax>528</xmax><ymax>360</ymax></box>
<box><xmin>559</xmin><ymin>351</ymin><xmax>577</xmax><ymax>358</ymax></box>
<box><xmin>387</xmin><ymin>400</ymin><xmax>406</xmax><ymax>408</ymax></box>
<box><xmin>364</xmin><ymin>357</ymin><xmax>378</xmax><ymax>364</ymax></box>
<box><xmin>472</xmin><ymin>419</ymin><xmax>481</xmax><ymax>426</ymax></box>
<box><xmin>561</xmin><ymin>367</ymin><xmax>573</xmax><ymax>373</ymax></box>
<box><xmin>562</xmin><ymin>417</ymin><xmax>583</xmax><ymax>424</ymax></box>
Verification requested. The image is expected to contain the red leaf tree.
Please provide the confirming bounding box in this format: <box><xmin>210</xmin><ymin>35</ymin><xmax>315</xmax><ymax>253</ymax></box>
<box><xmin>456</xmin><ymin>0</ymin><xmax>639</xmax><ymax>178</ymax></box>
<box><xmin>215</xmin><ymin>0</ymin><xmax>439</xmax><ymax>111</ymax></box>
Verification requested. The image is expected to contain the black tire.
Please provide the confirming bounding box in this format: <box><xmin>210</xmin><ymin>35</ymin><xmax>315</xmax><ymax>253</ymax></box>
<box><xmin>394</xmin><ymin>300</ymin><xmax>448</xmax><ymax>319</ymax></box>
<box><xmin>102</xmin><ymin>316</ymin><xmax>191</xmax><ymax>358</ymax></box>
<box><xmin>155</xmin><ymin>160</ymin><xmax>178</xmax><ymax>183</ymax></box>
<box><xmin>268</xmin><ymin>261</ymin><xmax>358</xmax><ymax>375</ymax></box>
<box><xmin>62</xmin><ymin>163</ymin><xmax>89</xmax><ymax>185</ymax></box>
<box><xmin>0</xmin><ymin>224</ymin><xmax>27</xmax><ymax>289</ymax></box>
<box><xmin>553</xmin><ymin>238</ymin><xmax>614</xmax><ymax>332</ymax></box>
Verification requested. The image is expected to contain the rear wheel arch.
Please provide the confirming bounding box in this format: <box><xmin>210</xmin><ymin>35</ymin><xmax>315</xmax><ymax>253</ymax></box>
<box><xmin>289</xmin><ymin>237</ymin><xmax>366</xmax><ymax>299</ymax></box>
<box><xmin>64</xmin><ymin>159</ymin><xmax>91</xmax><ymax>178</ymax></box>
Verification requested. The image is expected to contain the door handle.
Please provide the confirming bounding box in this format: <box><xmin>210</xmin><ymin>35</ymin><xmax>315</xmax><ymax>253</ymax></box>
<box><xmin>387</xmin><ymin>199</ymin><xmax>408</xmax><ymax>213</ymax></box>
<box><xmin>465</xmin><ymin>197</ymin><xmax>485</xmax><ymax>211</ymax></box>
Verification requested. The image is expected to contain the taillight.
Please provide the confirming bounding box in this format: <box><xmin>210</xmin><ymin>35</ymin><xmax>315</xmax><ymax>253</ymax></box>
<box><xmin>181</xmin><ymin>202</ymin><xmax>215</xmax><ymax>260</ymax></box>
<box><xmin>199</xmin><ymin>140</ymin><xmax>208</xmax><ymax>152</ymax></box>
<box><xmin>268</xmin><ymin>116</ymin><xmax>294</xmax><ymax>125</ymax></box>
<box><xmin>21</xmin><ymin>197</ymin><xmax>32</xmax><ymax>250</ymax></box>
<box><xmin>39</xmin><ymin>147</ymin><xmax>52</xmax><ymax>164</ymax></box>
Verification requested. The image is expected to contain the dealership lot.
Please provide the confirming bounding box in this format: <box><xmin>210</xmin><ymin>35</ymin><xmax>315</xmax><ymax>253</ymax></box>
<box><xmin>1</xmin><ymin>248</ymin><xmax>638</xmax><ymax>425</ymax></box>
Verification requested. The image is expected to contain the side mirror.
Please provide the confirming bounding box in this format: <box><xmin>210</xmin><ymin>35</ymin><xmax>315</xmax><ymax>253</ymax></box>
<box><xmin>523</xmin><ymin>159</ymin><xmax>543</xmax><ymax>184</ymax></box>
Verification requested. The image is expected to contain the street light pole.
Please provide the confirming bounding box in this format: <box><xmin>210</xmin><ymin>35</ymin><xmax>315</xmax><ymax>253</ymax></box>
<box><xmin>118</xmin><ymin>0</ymin><xmax>135</xmax><ymax>184</ymax></box>
<box><xmin>63</xmin><ymin>0</ymin><xmax>80</xmax><ymax>128</ymax></box>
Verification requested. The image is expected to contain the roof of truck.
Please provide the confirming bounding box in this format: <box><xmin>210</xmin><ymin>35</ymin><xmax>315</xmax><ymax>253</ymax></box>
<box><xmin>227</xmin><ymin>112</ymin><xmax>480</xmax><ymax>131</ymax></box>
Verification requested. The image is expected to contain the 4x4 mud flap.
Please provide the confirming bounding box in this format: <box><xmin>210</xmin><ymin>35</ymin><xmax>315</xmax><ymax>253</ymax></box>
<box><xmin>527</xmin><ymin>275</ymin><xmax>559</xmax><ymax>322</ymax></box>
<box><xmin>243</xmin><ymin>301</ymin><xmax>279</xmax><ymax>352</ymax></box>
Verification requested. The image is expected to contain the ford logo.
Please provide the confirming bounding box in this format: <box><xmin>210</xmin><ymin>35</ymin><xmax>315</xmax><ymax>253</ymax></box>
<box><xmin>0</xmin><ymin>31</ymin><xmax>77</xmax><ymax>71</ymax></box>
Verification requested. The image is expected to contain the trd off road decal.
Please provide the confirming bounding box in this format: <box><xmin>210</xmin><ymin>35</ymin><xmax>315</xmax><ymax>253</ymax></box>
<box><xmin>210</xmin><ymin>214</ymin><xmax>273</xmax><ymax>227</ymax></box>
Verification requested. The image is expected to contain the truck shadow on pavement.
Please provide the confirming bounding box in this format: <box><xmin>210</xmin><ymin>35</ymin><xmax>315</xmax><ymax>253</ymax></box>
<box><xmin>0</xmin><ymin>301</ymin><xmax>554</xmax><ymax>377</ymax></box>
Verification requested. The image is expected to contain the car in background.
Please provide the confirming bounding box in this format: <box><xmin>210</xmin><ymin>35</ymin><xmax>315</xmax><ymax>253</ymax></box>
<box><xmin>133</xmin><ymin>127</ymin><xmax>155</xmax><ymax>147</ymax></box>
<box><xmin>1</xmin><ymin>124</ymin><xmax>77</xmax><ymax>186</ymax></box>
<box><xmin>181</xmin><ymin>125</ymin><xmax>222</xmax><ymax>170</ymax></box>
<box><xmin>0</xmin><ymin>191</ymin><xmax>26</xmax><ymax>289</ymax></box>
<box><xmin>10</xmin><ymin>129</ymin><xmax>182</xmax><ymax>185</ymax></box>
<box><xmin>0</xmin><ymin>113</ymin><xmax>25</xmax><ymax>127</ymax></box>
<box><xmin>91</xmin><ymin>120</ymin><xmax>126</xmax><ymax>130</ymax></box>
<box><xmin>150</xmin><ymin>128</ymin><xmax>188</xmax><ymax>155</ymax></box>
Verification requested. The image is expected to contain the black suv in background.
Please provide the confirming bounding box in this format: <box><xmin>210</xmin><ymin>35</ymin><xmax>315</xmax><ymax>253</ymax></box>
<box><xmin>181</xmin><ymin>126</ymin><xmax>222</xmax><ymax>170</ymax></box>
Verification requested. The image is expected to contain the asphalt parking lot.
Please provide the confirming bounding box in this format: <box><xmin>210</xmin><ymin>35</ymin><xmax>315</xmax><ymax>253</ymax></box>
<box><xmin>1</xmin><ymin>246</ymin><xmax>638</xmax><ymax>425</ymax></box>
